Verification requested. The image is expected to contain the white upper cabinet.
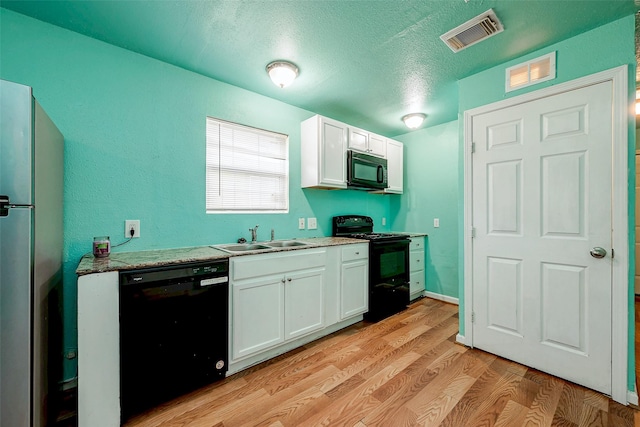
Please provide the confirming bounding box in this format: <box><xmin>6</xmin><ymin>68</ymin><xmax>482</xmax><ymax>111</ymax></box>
<box><xmin>348</xmin><ymin>127</ymin><xmax>386</xmax><ymax>158</ymax></box>
<box><xmin>368</xmin><ymin>133</ymin><xmax>387</xmax><ymax>157</ymax></box>
<box><xmin>301</xmin><ymin>115</ymin><xmax>348</xmax><ymax>189</ymax></box>
<box><xmin>348</xmin><ymin>127</ymin><xmax>368</xmax><ymax>153</ymax></box>
<box><xmin>384</xmin><ymin>139</ymin><xmax>403</xmax><ymax>194</ymax></box>
<box><xmin>301</xmin><ymin>115</ymin><xmax>402</xmax><ymax>192</ymax></box>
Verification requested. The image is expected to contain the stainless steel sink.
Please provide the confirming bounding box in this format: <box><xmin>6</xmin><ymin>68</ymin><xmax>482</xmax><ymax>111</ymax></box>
<box><xmin>214</xmin><ymin>240</ymin><xmax>309</xmax><ymax>253</ymax></box>
<box><xmin>265</xmin><ymin>240</ymin><xmax>308</xmax><ymax>248</ymax></box>
<box><xmin>215</xmin><ymin>243</ymin><xmax>272</xmax><ymax>253</ymax></box>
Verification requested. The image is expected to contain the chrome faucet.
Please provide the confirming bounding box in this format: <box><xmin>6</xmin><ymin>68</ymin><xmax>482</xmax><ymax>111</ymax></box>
<box><xmin>249</xmin><ymin>224</ymin><xmax>259</xmax><ymax>243</ymax></box>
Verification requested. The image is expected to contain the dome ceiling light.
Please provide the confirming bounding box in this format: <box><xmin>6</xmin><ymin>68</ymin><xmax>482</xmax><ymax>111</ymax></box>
<box><xmin>266</xmin><ymin>61</ymin><xmax>299</xmax><ymax>88</ymax></box>
<box><xmin>402</xmin><ymin>113</ymin><xmax>426</xmax><ymax>129</ymax></box>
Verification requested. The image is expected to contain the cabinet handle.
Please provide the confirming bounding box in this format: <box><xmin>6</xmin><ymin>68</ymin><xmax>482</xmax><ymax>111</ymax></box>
<box><xmin>355</xmin><ymin>252</ymin><xmax>360</xmax><ymax>255</ymax></box>
<box><xmin>287</xmin><ymin>278</ymin><xmax>292</xmax><ymax>282</ymax></box>
<box><xmin>281</xmin><ymin>278</ymin><xmax>286</xmax><ymax>283</ymax></box>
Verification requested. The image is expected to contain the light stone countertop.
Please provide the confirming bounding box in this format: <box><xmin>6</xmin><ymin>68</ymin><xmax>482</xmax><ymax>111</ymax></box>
<box><xmin>389</xmin><ymin>231</ymin><xmax>428</xmax><ymax>237</ymax></box>
<box><xmin>75</xmin><ymin>236</ymin><xmax>366</xmax><ymax>276</ymax></box>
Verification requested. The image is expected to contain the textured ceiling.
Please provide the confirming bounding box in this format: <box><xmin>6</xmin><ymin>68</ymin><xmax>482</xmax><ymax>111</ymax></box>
<box><xmin>1</xmin><ymin>0</ymin><xmax>638</xmax><ymax>136</ymax></box>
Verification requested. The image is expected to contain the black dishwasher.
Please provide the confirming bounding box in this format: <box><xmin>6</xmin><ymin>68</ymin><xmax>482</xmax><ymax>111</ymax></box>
<box><xmin>119</xmin><ymin>260</ymin><xmax>229</xmax><ymax>420</ymax></box>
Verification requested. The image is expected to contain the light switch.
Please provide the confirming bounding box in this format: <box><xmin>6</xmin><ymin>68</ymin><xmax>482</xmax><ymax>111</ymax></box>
<box><xmin>307</xmin><ymin>217</ymin><xmax>317</xmax><ymax>230</ymax></box>
<box><xmin>434</xmin><ymin>218</ymin><xmax>440</xmax><ymax>228</ymax></box>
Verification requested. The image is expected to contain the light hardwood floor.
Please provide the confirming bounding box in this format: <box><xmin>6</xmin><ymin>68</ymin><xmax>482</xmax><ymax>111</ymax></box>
<box><xmin>125</xmin><ymin>298</ymin><xmax>637</xmax><ymax>427</ymax></box>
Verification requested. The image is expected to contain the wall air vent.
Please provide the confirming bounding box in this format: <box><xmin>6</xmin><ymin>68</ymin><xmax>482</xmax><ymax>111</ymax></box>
<box><xmin>505</xmin><ymin>52</ymin><xmax>556</xmax><ymax>92</ymax></box>
<box><xmin>440</xmin><ymin>9</ymin><xmax>504</xmax><ymax>53</ymax></box>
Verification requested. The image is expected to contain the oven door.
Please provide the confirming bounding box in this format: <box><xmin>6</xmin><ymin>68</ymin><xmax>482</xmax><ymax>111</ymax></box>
<box><xmin>369</xmin><ymin>238</ymin><xmax>410</xmax><ymax>286</ymax></box>
<box><xmin>348</xmin><ymin>150</ymin><xmax>388</xmax><ymax>189</ymax></box>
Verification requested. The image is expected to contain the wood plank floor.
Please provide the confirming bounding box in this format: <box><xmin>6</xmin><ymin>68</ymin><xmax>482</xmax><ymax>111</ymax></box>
<box><xmin>125</xmin><ymin>298</ymin><xmax>638</xmax><ymax>427</ymax></box>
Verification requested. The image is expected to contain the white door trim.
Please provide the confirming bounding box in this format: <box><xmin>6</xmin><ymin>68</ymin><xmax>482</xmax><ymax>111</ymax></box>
<box><xmin>462</xmin><ymin>65</ymin><xmax>630</xmax><ymax>404</ymax></box>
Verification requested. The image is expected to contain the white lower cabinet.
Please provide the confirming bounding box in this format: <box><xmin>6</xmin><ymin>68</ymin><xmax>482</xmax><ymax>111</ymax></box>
<box><xmin>284</xmin><ymin>268</ymin><xmax>325</xmax><ymax>340</ymax></box>
<box><xmin>340</xmin><ymin>243</ymin><xmax>369</xmax><ymax>319</ymax></box>
<box><xmin>409</xmin><ymin>237</ymin><xmax>425</xmax><ymax>300</ymax></box>
<box><xmin>232</xmin><ymin>277</ymin><xmax>285</xmax><ymax>360</ymax></box>
<box><xmin>77</xmin><ymin>271</ymin><xmax>120</xmax><ymax>427</ymax></box>
<box><xmin>231</xmin><ymin>248</ymin><xmax>327</xmax><ymax>362</ymax></box>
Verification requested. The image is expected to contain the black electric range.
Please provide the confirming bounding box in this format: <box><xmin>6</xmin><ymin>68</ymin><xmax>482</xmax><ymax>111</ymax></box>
<box><xmin>333</xmin><ymin>215</ymin><xmax>410</xmax><ymax>321</ymax></box>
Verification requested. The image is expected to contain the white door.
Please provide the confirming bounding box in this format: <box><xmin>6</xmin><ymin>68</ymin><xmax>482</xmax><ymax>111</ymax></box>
<box><xmin>471</xmin><ymin>81</ymin><xmax>613</xmax><ymax>394</ymax></box>
<box><xmin>284</xmin><ymin>268</ymin><xmax>325</xmax><ymax>340</ymax></box>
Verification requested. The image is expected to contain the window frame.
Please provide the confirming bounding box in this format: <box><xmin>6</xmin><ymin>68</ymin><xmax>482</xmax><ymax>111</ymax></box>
<box><xmin>205</xmin><ymin>117</ymin><xmax>289</xmax><ymax>214</ymax></box>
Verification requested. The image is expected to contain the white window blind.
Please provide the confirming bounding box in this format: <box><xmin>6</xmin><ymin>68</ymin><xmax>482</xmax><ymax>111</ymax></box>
<box><xmin>206</xmin><ymin>117</ymin><xmax>289</xmax><ymax>213</ymax></box>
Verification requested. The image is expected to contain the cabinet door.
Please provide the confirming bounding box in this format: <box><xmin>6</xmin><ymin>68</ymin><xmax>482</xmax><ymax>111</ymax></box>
<box><xmin>320</xmin><ymin>118</ymin><xmax>348</xmax><ymax>187</ymax></box>
<box><xmin>232</xmin><ymin>277</ymin><xmax>285</xmax><ymax>361</ymax></box>
<box><xmin>284</xmin><ymin>268</ymin><xmax>325</xmax><ymax>340</ymax></box>
<box><xmin>386</xmin><ymin>140</ymin><xmax>403</xmax><ymax>194</ymax></box>
<box><xmin>341</xmin><ymin>260</ymin><xmax>368</xmax><ymax>319</ymax></box>
<box><xmin>369</xmin><ymin>133</ymin><xmax>387</xmax><ymax>157</ymax></box>
<box><xmin>348</xmin><ymin>127</ymin><xmax>369</xmax><ymax>153</ymax></box>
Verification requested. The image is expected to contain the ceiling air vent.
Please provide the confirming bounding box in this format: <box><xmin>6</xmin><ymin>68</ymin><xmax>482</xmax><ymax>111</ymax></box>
<box><xmin>440</xmin><ymin>9</ymin><xmax>504</xmax><ymax>53</ymax></box>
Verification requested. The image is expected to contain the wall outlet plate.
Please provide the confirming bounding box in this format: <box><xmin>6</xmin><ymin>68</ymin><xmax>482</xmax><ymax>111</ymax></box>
<box><xmin>298</xmin><ymin>218</ymin><xmax>305</xmax><ymax>229</ymax></box>
<box><xmin>307</xmin><ymin>217</ymin><xmax>317</xmax><ymax>230</ymax></box>
<box><xmin>125</xmin><ymin>220</ymin><xmax>140</xmax><ymax>238</ymax></box>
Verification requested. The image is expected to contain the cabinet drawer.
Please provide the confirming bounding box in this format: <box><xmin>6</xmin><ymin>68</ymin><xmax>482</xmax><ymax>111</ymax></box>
<box><xmin>410</xmin><ymin>270</ymin><xmax>425</xmax><ymax>295</ymax></box>
<box><xmin>409</xmin><ymin>251</ymin><xmax>424</xmax><ymax>271</ymax></box>
<box><xmin>409</xmin><ymin>237</ymin><xmax>424</xmax><ymax>251</ymax></box>
<box><xmin>341</xmin><ymin>244</ymin><xmax>368</xmax><ymax>262</ymax></box>
<box><xmin>232</xmin><ymin>249</ymin><xmax>326</xmax><ymax>281</ymax></box>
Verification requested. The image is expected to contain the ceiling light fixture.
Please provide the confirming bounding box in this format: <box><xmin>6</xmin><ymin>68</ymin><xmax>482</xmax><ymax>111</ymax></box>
<box><xmin>402</xmin><ymin>113</ymin><xmax>426</xmax><ymax>129</ymax></box>
<box><xmin>266</xmin><ymin>61</ymin><xmax>299</xmax><ymax>88</ymax></box>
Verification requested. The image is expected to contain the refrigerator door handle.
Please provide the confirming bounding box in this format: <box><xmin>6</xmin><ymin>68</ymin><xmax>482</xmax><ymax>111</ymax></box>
<box><xmin>0</xmin><ymin>195</ymin><xmax>33</xmax><ymax>217</ymax></box>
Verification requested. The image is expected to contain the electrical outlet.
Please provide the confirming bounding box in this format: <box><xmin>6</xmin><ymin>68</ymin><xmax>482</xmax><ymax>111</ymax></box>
<box><xmin>298</xmin><ymin>218</ymin><xmax>305</xmax><ymax>229</ymax></box>
<box><xmin>381</xmin><ymin>217</ymin><xmax>386</xmax><ymax>226</ymax></box>
<box><xmin>307</xmin><ymin>217</ymin><xmax>317</xmax><ymax>230</ymax></box>
<box><xmin>434</xmin><ymin>218</ymin><xmax>440</xmax><ymax>228</ymax></box>
<box><xmin>125</xmin><ymin>220</ymin><xmax>140</xmax><ymax>238</ymax></box>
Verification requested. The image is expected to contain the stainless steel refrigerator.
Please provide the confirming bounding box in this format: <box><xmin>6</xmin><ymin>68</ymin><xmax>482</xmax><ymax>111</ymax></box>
<box><xmin>0</xmin><ymin>79</ymin><xmax>64</xmax><ymax>427</ymax></box>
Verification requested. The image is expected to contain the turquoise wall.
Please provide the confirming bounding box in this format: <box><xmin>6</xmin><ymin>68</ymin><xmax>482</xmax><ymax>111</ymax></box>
<box><xmin>458</xmin><ymin>15</ymin><xmax>637</xmax><ymax>391</ymax></box>
<box><xmin>393</xmin><ymin>120</ymin><xmax>459</xmax><ymax>299</ymax></box>
<box><xmin>0</xmin><ymin>9</ymin><xmax>394</xmax><ymax>381</ymax></box>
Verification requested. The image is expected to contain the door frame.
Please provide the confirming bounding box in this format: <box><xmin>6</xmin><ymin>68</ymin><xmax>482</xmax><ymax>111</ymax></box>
<box><xmin>461</xmin><ymin>65</ymin><xmax>631</xmax><ymax>404</ymax></box>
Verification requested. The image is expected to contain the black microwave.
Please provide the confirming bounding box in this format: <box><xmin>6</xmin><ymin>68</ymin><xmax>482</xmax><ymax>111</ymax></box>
<box><xmin>347</xmin><ymin>150</ymin><xmax>388</xmax><ymax>190</ymax></box>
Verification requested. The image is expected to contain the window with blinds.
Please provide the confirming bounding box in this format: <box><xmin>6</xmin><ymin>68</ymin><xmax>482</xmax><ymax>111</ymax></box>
<box><xmin>206</xmin><ymin>117</ymin><xmax>289</xmax><ymax>213</ymax></box>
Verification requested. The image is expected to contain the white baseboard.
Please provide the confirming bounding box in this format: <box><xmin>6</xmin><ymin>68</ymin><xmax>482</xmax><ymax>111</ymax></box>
<box><xmin>455</xmin><ymin>334</ymin><xmax>466</xmax><ymax>346</ymax></box>
<box><xmin>628</xmin><ymin>388</ymin><xmax>638</xmax><ymax>406</ymax></box>
<box><xmin>424</xmin><ymin>291</ymin><xmax>459</xmax><ymax>305</ymax></box>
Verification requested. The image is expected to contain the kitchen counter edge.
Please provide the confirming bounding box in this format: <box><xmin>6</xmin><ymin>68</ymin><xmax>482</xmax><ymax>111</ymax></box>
<box><xmin>75</xmin><ymin>237</ymin><xmax>366</xmax><ymax>276</ymax></box>
<box><xmin>390</xmin><ymin>232</ymin><xmax>428</xmax><ymax>237</ymax></box>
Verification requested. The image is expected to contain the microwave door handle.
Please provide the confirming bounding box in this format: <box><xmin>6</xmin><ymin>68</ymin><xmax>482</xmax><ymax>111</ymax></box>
<box><xmin>377</xmin><ymin>165</ymin><xmax>384</xmax><ymax>183</ymax></box>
